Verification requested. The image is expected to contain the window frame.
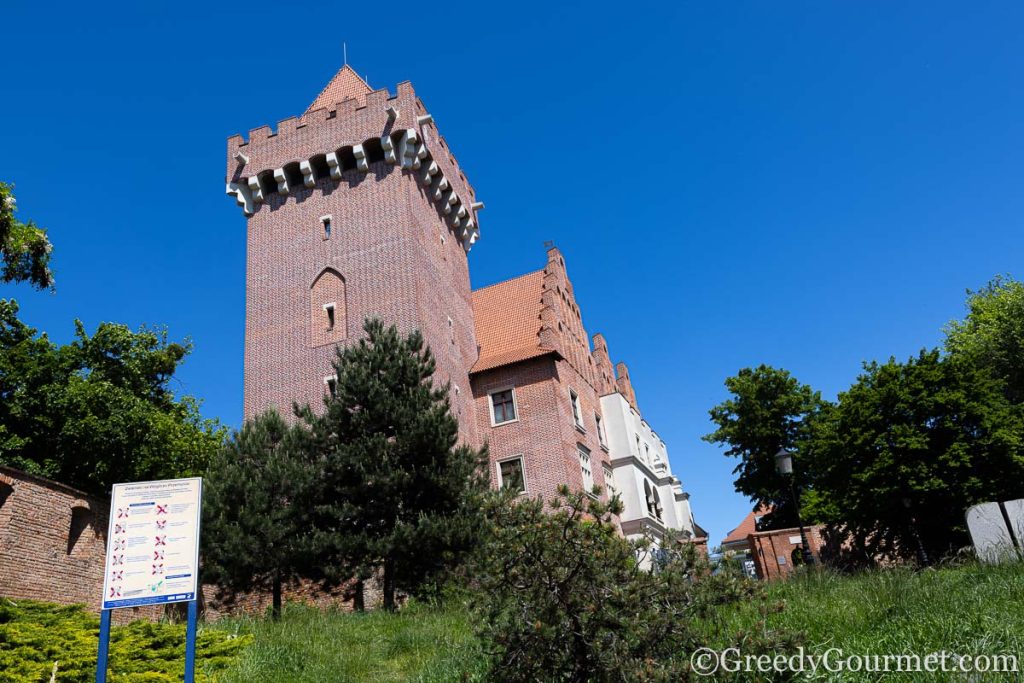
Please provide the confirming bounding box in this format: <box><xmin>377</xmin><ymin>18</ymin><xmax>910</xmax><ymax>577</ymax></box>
<box><xmin>603</xmin><ymin>464</ymin><xmax>616</xmax><ymax>500</ymax></box>
<box><xmin>595</xmin><ymin>412</ymin><xmax>607</xmax><ymax>449</ymax></box>
<box><xmin>578</xmin><ymin>444</ymin><xmax>594</xmax><ymax>493</ymax></box>
<box><xmin>320</xmin><ymin>214</ymin><xmax>333</xmax><ymax>240</ymax></box>
<box><xmin>488</xmin><ymin>386</ymin><xmax>519</xmax><ymax>426</ymax></box>
<box><xmin>569</xmin><ymin>388</ymin><xmax>584</xmax><ymax>431</ymax></box>
<box><xmin>496</xmin><ymin>455</ymin><xmax>528</xmax><ymax>494</ymax></box>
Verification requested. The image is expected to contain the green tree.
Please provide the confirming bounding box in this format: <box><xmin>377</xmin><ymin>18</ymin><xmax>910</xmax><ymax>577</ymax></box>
<box><xmin>0</xmin><ymin>182</ymin><xmax>54</xmax><ymax>290</ymax></box>
<box><xmin>806</xmin><ymin>350</ymin><xmax>1024</xmax><ymax>562</ymax></box>
<box><xmin>0</xmin><ymin>299</ymin><xmax>224</xmax><ymax>494</ymax></box>
<box><xmin>472</xmin><ymin>487</ymin><xmax>797</xmax><ymax>682</ymax></box>
<box><xmin>703</xmin><ymin>365</ymin><xmax>824</xmax><ymax>528</ymax></box>
<box><xmin>299</xmin><ymin>318</ymin><xmax>488</xmax><ymax>611</ymax></box>
<box><xmin>945</xmin><ymin>275</ymin><xmax>1024</xmax><ymax>403</ymax></box>
<box><xmin>203</xmin><ymin>410</ymin><xmax>316</xmax><ymax>619</ymax></box>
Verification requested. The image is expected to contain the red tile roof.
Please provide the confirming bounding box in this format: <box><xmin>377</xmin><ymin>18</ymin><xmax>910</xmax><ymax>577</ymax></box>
<box><xmin>306</xmin><ymin>65</ymin><xmax>373</xmax><ymax>114</ymax></box>
<box><xmin>721</xmin><ymin>505</ymin><xmax>771</xmax><ymax>546</ymax></box>
<box><xmin>471</xmin><ymin>270</ymin><xmax>557</xmax><ymax>373</ymax></box>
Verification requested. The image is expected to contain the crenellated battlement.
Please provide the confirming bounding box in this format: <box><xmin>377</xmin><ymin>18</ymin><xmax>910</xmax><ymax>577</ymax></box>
<box><xmin>224</xmin><ymin>79</ymin><xmax>482</xmax><ymax>249</ymax></box>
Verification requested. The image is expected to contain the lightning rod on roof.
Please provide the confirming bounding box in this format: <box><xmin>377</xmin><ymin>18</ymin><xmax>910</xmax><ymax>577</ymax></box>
<box><xmin>343</xmin><ymin>42</ymin><xmax>347</xmax><ymax>66</ymax></box>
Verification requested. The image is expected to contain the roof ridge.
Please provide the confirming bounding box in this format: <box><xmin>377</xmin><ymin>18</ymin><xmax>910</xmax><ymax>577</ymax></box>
<box><xmin>305</xmin><ymin>64</ymin><xmax>373</xmax><ymax>115</ymax></box>
<box><xmin>471</xmin><ymin>268</ymin><xmax>545</xmax><ymax>294</ymax></box>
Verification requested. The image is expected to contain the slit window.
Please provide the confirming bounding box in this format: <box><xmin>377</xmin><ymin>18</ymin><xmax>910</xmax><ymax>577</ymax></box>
<box><xmin>321</xmin><ymin>214</ymin><xmax>333</xmax><ymax>239</ymax></box>
<box><xmin>324</xmin><ymin>303</ymin><xmax>336</xmax><ymax>330</ymax></box>
<box><xmin>324</xmin><ymin>375</ymin><xmax>338</xmax><ymax>398</ymax></box>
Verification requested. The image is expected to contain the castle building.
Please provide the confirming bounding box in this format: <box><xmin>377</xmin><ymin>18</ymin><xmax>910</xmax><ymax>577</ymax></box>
<box><xmin>225</xmin><ymin>63</ymin><xmax>702</xmax><ymax>549</ymax></box>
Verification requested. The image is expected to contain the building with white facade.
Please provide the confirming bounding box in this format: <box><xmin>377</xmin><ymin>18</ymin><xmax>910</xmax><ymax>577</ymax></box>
<box><xmin>601</xmin><ymin>392</ymin><xmax>702</xmax><ymax>566</ymax></box>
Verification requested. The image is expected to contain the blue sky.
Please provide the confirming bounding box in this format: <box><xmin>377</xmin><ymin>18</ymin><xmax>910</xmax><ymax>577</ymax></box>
<box><xmin>2</xmin><ymin>1</ymin><xmax>1021</xmax><ymax>546</ymax></box>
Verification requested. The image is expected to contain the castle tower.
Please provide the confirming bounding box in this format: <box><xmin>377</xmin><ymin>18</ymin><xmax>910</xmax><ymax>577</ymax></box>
<box><xmin>225</xmin><ymin>65</ymin><xmax>483</xmax><ymax>443</ymax></box>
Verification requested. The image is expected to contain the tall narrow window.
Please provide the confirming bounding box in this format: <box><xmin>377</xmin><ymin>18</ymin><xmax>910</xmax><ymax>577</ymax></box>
<box><xmin>490</xmin><ymin>388</ymin><xmax>517</xmax><ymax>425</ymax></box>
<box><xmin>321</xmin><ymin>214</ymin><xmax>333</xmax><ymax>239</ymax></box>
<box><xmin>311</xmin><ymin>268</ymin><xmax>346</xmax><ymax>346</ymax></box>
<box><xmin>570</xmin><ymin>389</ymin><xmax>583</xmax><ymax>429</ymax></box>
<box><xmin>596</xmin><ymin>413</ymin><xmax>607</xmax><ymax>448</ymax></box>
<box><xmin>635</xmin><ymin>435</ymin><xmax>642</xmax><ymax>458</ymax></box>
<box><xmin>324</xmin><ymin>303</ymin><xmax>336</xmax><ymax>330</ymax></box>
<box><xmin>603</xmin><ymin>464</ymin><xmax>616</xmax><ymax>499</ymax></box>
<box><xmin>324</xmin><ymin>375</ymin><xmax>338</xmax><ymax>398</ymax></box>
<box><xmin>497</xmin><ymin>457</ymin><xmax>526</xmax><ymax>494</ymax></box>
<box><xmin>578</xmin><ymin>445</ymin><xmax>593</xmax><ymax>492</ymax></box>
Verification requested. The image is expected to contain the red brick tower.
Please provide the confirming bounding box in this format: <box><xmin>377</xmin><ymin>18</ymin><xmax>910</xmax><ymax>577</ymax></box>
<box><xmin>225</xmin><ymin>65</ymin><xmax>483</xmax><ymax>442</ymax></box>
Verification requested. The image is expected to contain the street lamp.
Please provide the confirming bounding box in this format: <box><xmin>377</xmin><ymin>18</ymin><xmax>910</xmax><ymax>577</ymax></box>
<box><xmin>775</xmin><ymin>448</ymin><xmax>814</xmax><ymax>566</ymax></box>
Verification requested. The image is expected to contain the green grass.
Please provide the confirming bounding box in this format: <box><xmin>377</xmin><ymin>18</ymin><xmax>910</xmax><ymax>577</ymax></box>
<box><xmin>210</xmin><ymin>602</ymin><xmax>486</xmax><ymax>683</ymax></box>
<box><xmin>707</xmin><ymin>561</ymin><xmax>1024</xmax><ymax>681</ymax></box>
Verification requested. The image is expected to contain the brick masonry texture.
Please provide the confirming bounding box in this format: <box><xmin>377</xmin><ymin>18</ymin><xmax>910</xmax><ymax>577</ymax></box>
<box><xmin>750</xmin><ymin>525</ymin><xmax>826</xmax><ymax>580</ymax></box>
<box><xmin>0</xmin><ymin>466</ymin><xmax>376</xmax><ymax>619</ymax></box>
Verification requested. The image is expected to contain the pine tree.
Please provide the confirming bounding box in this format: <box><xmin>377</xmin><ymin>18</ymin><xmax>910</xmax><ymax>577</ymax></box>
<box><xmin>202</xmin><ymin>410</ymin><xmax>316</xmax><ymax>619</ymax></box>
<box><xmin>299</xmin><ymin>318</ymin><xmax>488</xmax><ymax>611</ymax></box>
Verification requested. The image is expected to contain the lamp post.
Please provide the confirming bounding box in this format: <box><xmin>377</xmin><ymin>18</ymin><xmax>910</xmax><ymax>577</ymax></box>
<box><xmin>775</xmin><ymin>448</ymin><xmax>814</xmax><ymax>566</ymax></box>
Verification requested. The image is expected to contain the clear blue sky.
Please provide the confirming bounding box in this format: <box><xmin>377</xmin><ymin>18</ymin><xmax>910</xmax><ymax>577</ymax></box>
<box><xmin>2</xmin><ymin>1</ymin><xmax>1021</xmax><ymax>547</ymax></box>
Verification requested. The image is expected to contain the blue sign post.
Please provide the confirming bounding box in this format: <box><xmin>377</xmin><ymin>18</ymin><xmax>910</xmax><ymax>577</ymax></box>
<box><xmin>95</xmin><ymin>477</ymin><xmax>203</xmax><ymax>682</ymax></box>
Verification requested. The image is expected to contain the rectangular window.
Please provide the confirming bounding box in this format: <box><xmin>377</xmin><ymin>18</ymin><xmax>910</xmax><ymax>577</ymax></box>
<box><xmin>578</xmin><ymin>445</ymin><xmax>593</xmax><ymax>492</ymax></box>
<box><xmin>603</xmin><ymin>465</ymin><xmax>616</xmax><ymax>499</ymax></box>
<box><xmin>570</xmin><ymin>389</ymin><xmax>583</xmax><ymax>429</ymax></box>
<box><xmin>635</xmin><ymin>435</ymin><xmax>642</xmax><ymax>458</ymax></box>
<box><xmin>320</xmin><ymin>214</ymin><xmax>333</xmax><ymax>239</ymax></box>
<box><xmin>324</xmin><ymin>375</ymin><xmax>338</xmax><ymax>398</ymax></box>
<box><xmin>497</xmin><ymin>457</ymin><xmax>526</xmax><ymax>494</ymax></box>
<box><xmin>490</xmin><ymin>388</ymin><xmax>517</xmax><ymax>425</ymax></box>
<box><xmin>644</xmin><ymin>443</ymin><xmax>650</xmax><ymax>461</ymax></box>
<box><xmin>596</xmin><ymin>413</ymin><xmax>607</xmax><ymax>448</ymax></box>
<box><xmin>324</xmin><ymin>303</ymin><xmax>336</xmax><ymax>330</ymax></box>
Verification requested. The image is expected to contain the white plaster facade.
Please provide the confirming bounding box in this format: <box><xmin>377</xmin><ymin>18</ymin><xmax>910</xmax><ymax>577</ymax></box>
<box><xmin>600</xmin><ymin>392</ymin><xmax>697</xmax><ymax>566</ymax></box>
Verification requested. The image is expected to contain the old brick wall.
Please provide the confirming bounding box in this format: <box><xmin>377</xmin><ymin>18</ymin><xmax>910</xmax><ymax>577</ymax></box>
<box><xmin>750</xmin><ymin>525</ymin><xmax>826</xmax><ymax>580</ymax></box>
<box><xmin>0</xmin><ymin>467</ymin><xmax>374</xmax><ymax>621</ymax></box>
<box><xmin>236</xmin><ymin>82</ymin><xmax>480</xmax><ymax>446</ymax></box>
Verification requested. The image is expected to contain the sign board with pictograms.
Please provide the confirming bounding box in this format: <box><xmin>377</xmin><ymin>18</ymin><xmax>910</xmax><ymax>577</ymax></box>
<box><xmin>101</xmin><ymin>477</ymin><xmax>202</xmax><ymax>609</ymax></box>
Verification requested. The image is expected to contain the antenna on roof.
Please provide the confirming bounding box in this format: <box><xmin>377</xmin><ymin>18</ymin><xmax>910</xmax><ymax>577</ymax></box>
<box><xmin>343</xmin><ymin>42</ymin><xmax>348</xmax><ymax>66</ymax></box>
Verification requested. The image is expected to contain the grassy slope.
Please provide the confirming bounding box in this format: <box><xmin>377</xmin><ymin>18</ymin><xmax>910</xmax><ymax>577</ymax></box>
<box><xmin>710</xmin><ymin>562</ymin><xmax>1024</xmax><ymax>681</ymax></box>
<box><xmin>210</xmin><ymin>602</ymin><xmax>485</xmax><ymax>683</ymax></box>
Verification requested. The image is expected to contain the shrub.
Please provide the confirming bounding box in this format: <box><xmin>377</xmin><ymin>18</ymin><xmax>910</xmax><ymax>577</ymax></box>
<box><xmin>0</xmin><ymin>598</ymin><xmax>249</xmax><ymax>683</ymax></box>
<box><xmin>471</xmin><ymin>488</ymin><xmax>799</xmax><ymax>682</ymax></box>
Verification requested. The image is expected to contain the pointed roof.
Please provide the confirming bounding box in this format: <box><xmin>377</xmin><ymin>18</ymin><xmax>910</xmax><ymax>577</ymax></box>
<box><xmin>306</xmin><ymin>64</ymin><xmax>373</xmax><ymax>114</ymax></box>
<box><xmin>721</xmin><ymin>505</ymin><xmax>771</xmax><ymax>547</ymax></box>
<box><xmin>471</xmin><ymin>270</ymin><xmax>557</xmax><ymax>373</ymax></box>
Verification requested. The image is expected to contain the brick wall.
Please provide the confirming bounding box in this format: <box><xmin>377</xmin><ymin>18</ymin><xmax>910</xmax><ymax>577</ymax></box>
<box><xmin>0</xmin><ymin>467</ymin><xmax>373</xmax><ymax>620</ymax></box>
<box><xmin>749</xmin><ymin>525</ymin><xmax>826</xmax><ymax>580</ymax></box>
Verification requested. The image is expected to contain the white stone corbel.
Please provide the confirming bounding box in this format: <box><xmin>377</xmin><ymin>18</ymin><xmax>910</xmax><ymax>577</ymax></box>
<box><xmin>247</xmin><ymin>176</ymin><xmax>264</xmax><ymax>204</ymax></box>
<box><xmin>399</xmin><ymin>129</ymin><xmax>419</xmax><ymax>170</ymax></box>
<box><xmin>442</xmin><ymin>189</ymin><xmax>457</xmax><ymax>215</ymax></box>
<box><xmin>381</xmin><ymin>135</ymin><xmax>397</xmax><ymax>164</ymax></box>
<box><xmin>326</xmin><ymin>152</ymin><xmax>343</xmax><ymax>180</ymax></box>
<box><xmin>353</xmin><ymin>144</ymin><xmax>369</xmax><ymax>173</ymax></box>
<box><xmin>386</xmin><ymin>105</ymin><xmax>399</xmax><ymax>121</ymax></box>
<box><xmin>432</xmin><ymin>175</ymin><xmax>449</xmax><ymax>201</ymax></box>
<box><xmin>418</xmin><ymin>160</ymin><xmax>437</xmax><ymax>186</ymax></box>
<box><xmin>300</xmin><ymin>160</ymin><xmax>316</xmax><ymax>188</ymax></box>
<box><xmin>235</xmin><ymin>151</ymin><xmax>250</xmax><ymax>166</ymax></box>
<box><xmin>226</xmin><ymin>182</ymin><xmax>255</xmax><ymax>216</ymax></box>
<box><xmin>417</xmin><ymin>114</ymin><xmax>433</xmax><ymax>126</ymax></box>
<box><xmin>471</xmin><ymin>201</ymin><xmax>485</xmax><ymax>211</ymax></box>
<box><xmin>274</xmin><ymin>168</ymin><xmax>290</xmax><ymax>196</ymax></box>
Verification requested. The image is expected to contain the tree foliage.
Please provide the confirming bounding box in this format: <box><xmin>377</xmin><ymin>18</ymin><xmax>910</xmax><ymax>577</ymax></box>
<box><xmin>203</xmin><ymin>410</ymin><xmax>317</xmax><ymax>619</ymax></box>
<box><xmin>472</xmin><ymin>487</ymin><xmax>797</xmax><ymax>682</ymax></box>
<box><xmin>0</xmin><ymin>182</ymin><xmax>54</xmax><ymax>290</ymax></box>
<box><xmin>805</xmin><ymin>350</ymin><xmax>1024</xmax><ymax>562</ymax></box>
<box><xmin>0</xmin><ymin>299</ymin><xmax>224</xmax><ymax>494</ymax></box>
<box><xmin>945</xmin><ymin>275</ymin><xmax>1024</xmax><ymax>403</ymax></box>
<box><xmin>703</xmin><ymin>365</ymin><xmax>823</xmax><ymax>528</ymax></box>
<box><xmin>297</xmin><ymin>318</ymin><xmax>489</xmax><ymax>610</ymax></box>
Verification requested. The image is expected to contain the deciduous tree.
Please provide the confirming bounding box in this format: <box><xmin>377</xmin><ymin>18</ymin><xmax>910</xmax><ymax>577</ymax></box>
<box><xmin>0</xmin><ymin>182</ymin><xmax>54</xmax><ymax>290</ymax></box>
